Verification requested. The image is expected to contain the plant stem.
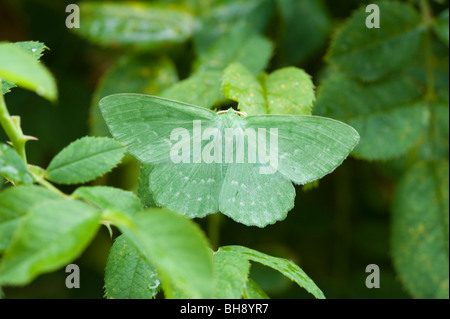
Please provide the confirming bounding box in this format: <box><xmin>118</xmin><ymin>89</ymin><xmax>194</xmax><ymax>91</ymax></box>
<box><xmin>420</xmin><ymin>0</ymin><xmax>433</xmax><ymax>25</ymax></box>
<box><xmin>38</xmin><ymin>176</ymin><xmax>68</xmax><ymax>197</ymax></box>
<box><xmin>207</xmin><ymin>213</ymin><xmax>222</xmax><ymax>250</ymax></box>
<box><xmin>419</xmin><ymin>0</ymin><xmax>449</xmax><ymax>256</ymax></box>
<box><xmin>419</xmin><ymin>0</ymin><xmax>438</xmax><ymax>160</ymax></box>
<box><xmin>420</xmin><ymin>0</ymin><xmax>435</xmax><ymax>99</ymax></box>
<box><xmin>0</xmin><ymin>80</ymin><xmax>28</xmax><ymax>162</ymax></box>
<box><xmin>27</xmin><ymin>164</ymin><xmax>68</xmax><ymax>197</ymax></box>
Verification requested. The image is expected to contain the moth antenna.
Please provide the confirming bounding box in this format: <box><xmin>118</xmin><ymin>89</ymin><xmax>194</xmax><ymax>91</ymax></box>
<box><xmin>216</xmin><ymin>109</ymin><xmax>247</xmax><ymax>117</ymax></box>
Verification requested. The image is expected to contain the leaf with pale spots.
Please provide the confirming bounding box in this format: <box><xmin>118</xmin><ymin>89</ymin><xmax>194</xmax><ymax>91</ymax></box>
<box><xmin>222</xmin><ymin>64</ymin><xmax>266</xmax><ymax>114</ymax></box>
<box><xmin>392</xmin><ymin>161</ymin><xmax>449</xmax><ymax>299</ymax></box>
<box><xmin>100</xmin><ymin>94</ymin><xmax>359</xmax><ymax>227</ymax></box>
<box><xmin>161</xmin><ymin>23</ymin><xmax>273</xmax><ymax>109</ymax></box>
<box><xmin>160</xmin><ymin>70</ymin><xmax>224</xmax><ymax>109</ymax></box>
<box><xmin>222</xmin><ymin>63</ymin><xmax>315</xmax><ymax>116</ymax></box>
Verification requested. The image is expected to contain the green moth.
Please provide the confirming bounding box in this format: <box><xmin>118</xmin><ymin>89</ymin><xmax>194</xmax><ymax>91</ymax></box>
<box><xmin>100</xmin><ymin>94</ymin><xmax>359</xmax><ymax>227</ymax></box>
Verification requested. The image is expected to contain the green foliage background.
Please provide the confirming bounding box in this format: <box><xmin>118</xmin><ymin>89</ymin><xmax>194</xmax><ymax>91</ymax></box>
<box><xmin>0</xmin><ymin>0</ymin><xmax>448</xmax><ymax>298</ymax></box>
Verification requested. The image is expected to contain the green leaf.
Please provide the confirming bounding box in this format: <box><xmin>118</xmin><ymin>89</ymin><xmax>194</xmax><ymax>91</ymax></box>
<box><xmin>1</xmin><ymin>41</ymin><xmax>47</xmax><ymax>95</ymax></box>
<box><xmin>243</xmin><ymin>278</ymin><xmax>270</xmax><ymax>299</ymax></box>
<box><xmin>100</xmin><ymin>94</ymin><xmax>359</xmax><ymax>227</ymax></box>
<box><xmin>222</xmin><ymin>245</ymin><xmax>325</xmax><ymax>299</ymax></box>
<box><xmin>0</xmin><ymin>185</ymin><xmax>59</xmax><ymax>252</ymax></box>
<box><xmin>162</xmin><ymin>23</ymin><xmax>272</xmax><ymax>109</ymax></box>
<box><xmin>429</xmin><ymin>102</ymin><xmax>449</xmax><ymax>158</ymax></box>
<box><xmin>76</xmin><ymin>2</ymin><xmax>195</xmax><ymax>50</ymax></box>
<box><xmin>0</xmin><ymin>199</ymin><xmax>101</xmax><ymax>285</ymax></box>
<box><xmin>1</xmin><ymin>80</ymin><xmax>15</xmax><ymax>95</ymax></box>
<box><xmin>160</xmin><ymin>70</ymin><xmax>224</xmax><ymax>108</ymax></box>
<box><xmin>212</xmin><ymin>248</ymin><xmax>250</xmax><ymax>298</ymax></box>
<box><xmin>435</xmin><ymin>54</ymin><xmax>449</xmax><ymax>105</ymax></box>
<box><xmin>91</xmin><ymin>54</ymin><xmax>178</xmax><ymax>136</ymax></box>
<box><xmin>157</xmin><ymin>0</ymin><xmax>204</xmax><ymax>11</ymax></box>
<box><xmin>408</xmin><ymin>39</ymin><xmax>449</xmax><ymax>105</ymax></box>
<box><xmin>223</xmin><ymin>63</ymin><xmax>315</xmax><ymax>115</ymax></box>
<box><xmin>222</xmin><ymin>64</ymin><xmax>266</xmax><ymax>114</ymax></box>
<box><xmin>45</xmin><ymin>136</ymin><xmax>126</xmax><ymax>184</ymax></box>
<box><xmin>315</xmin><ymin>72</ymin><xmax>428</xmax><ymax>160</ymax></box>
<box><xmin>117</xmin><ymin>208</ymin><xmax>213</xmax><ymax>298</ymax></box>
<box><xmin>14</xmin><ymin>41</ymin><xmax>47</xmax><ymax>60</ymax></box>
<box><xmin>194</xmin><ymin>0</ymin><xmax>274</xmax><ymax>53</ymax></box>
<box><xmin>194</xmin><ymin>23</ymin><xmax>273</xmax><ymax>75</ymax></box>
<box><xmin>105</xmin><ymin>235</ymin><xmax>160</xmax><ymax>299</ymax></box>
<box><xmin>138</xmin><ymin>164</ymin><xmax>157</xmax><ymax>208</ymax></box>
<box><xmin>392</xmin><ymin>161</ymin><xmax>449</xmax><ymax>299</ymax></box>
<box><xmin>264</xmin><ymin>67</ymin><xmax>315</xmax><ymax>115</ymax></box>
<box><xmin>413</xmin><ymin>102</ymin><xmax>449</xmax><ymax>161</ymax></box>
<box><xmin>73</xmin><ymin>186</ymin><xmax>142</xmax><ymax>217</ymax></box>
<box><xmin>276</xmin><ymin>0</ymin><xmax>331</xmax><ymax>65</ymax></box>
<box><xmin>433</xmin><ymin>9</ymin><xmax>449</xmax><ymax>47</ymax></box>
<box><xmin>327</xmin><ymin>1</ymin><xmax>425</xmax><ymax>81</ymax></box>
<box><xmin>0</xmin><ymin>143</ymin><xmax>34</xmax><ymax>184</ymax></box>
<box><xmin>0</xmin><ymin>42</ymin><xmax>57</xmax><ymax>101</ymax></box>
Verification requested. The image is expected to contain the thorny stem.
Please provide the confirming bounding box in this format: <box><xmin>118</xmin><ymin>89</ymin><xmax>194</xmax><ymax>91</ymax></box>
<box><xmin>1</xmin><ymin>79</ymin><xmax>66</xmax><ymax>198</ymax></box>
<box><xmin>0</xmin><ymin>79</ymin><xmax>29</xmax><ymax>162</ymax></box>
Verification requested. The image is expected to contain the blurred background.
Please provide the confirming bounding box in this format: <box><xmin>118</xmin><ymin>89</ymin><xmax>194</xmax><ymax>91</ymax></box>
<box><xmin>0</xmin><ymin>0</ymin><xmax>448</xmax><ymax>299</ymax></box>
